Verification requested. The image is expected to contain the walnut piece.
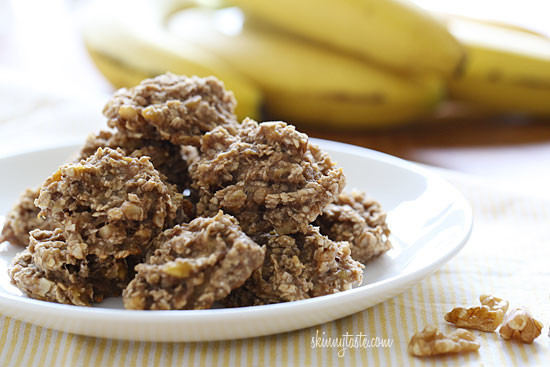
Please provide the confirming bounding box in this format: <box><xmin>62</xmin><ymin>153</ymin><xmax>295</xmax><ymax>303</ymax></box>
<box><xmin>408</xmin><ymin>325</ymin><xmax>480</xmax><ymax>357</ymax></box>
<box><xmin>499</xmin><ymin>307</ymin><xmax>543</xmax><ymax>343</ymax></box>
<box><xmin>480</xmin><ymin>294</ymin><xmax>509</xmax><ymax>313</ymax></box>
<box><xmin>445</xmin><ymin>294</ymin><xmax>510</xmax><ymax>332</ymax></box>
<box><xmin>445</xmin><ymin>305</ymin><xmax>504</xmax><ymax>332</ymax></box>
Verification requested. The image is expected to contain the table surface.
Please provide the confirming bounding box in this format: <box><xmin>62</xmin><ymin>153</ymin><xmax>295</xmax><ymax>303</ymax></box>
<box><xmin>1</xmin><ymin>0</ymin><xmax>549</xmax><ymax>197</ymax></box>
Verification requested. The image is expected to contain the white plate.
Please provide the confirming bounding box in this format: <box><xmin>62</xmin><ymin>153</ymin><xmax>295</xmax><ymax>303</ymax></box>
<box><xmin>0</xmin><ymin>140</ymin><xmax>472</xmax><ymax>342</ymax></box>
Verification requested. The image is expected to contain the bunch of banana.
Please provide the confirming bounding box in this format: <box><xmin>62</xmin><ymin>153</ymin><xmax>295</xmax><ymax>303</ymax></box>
<box><xmin>443</xmin><ymin>16</ymin><xmax>550</xmax><ymax>115</ymax></box>
<box><xmin>83</xmin><ymin>0</ymin><xmax>550</xmax><ymax>128</ymax></box>
<box><xmin>83</xmin><ymin>0</ymin><xmax>457</xmax><ymax>128</ymax></box>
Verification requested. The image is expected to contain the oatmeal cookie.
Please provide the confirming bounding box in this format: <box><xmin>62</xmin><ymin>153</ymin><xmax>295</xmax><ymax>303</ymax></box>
<box><xmin>9</xmin><ymin>228</ymin><xmax>137</xmax><ymax>305</ymax></box>
<box><xmin>9</xmin><ymin>249</ymin><xmax>94</xmax><ymax>306</ymax></box>
<box><xmin>223</xmin><ymin>225</ymin><xmax>363</xmax><ymax>306</ymax></box>
<box><xmin>103</xmin><ymin>73</ymin><xmax>237</xmax><ymax>146</ymax></box>
<box><xmin>35</xmin><ymin>147</ymin><xmax>186</xmax><ymax>259</ymax></box>
<box><xmin>0</xmin><ymin>188</ymin><xmax>58</xmax><ymax>247</ymax></box>
<box><xmin>191</xmin><ymin>119</ymin><xmax>346</xmax><ymax>235</ymax></box>
<box><xmin>123</xmin><ymin>211</ymin><xmax>265</xmax><ymax>310</ymax></box>
<box><xmin>315</xmin><ymin>190</ymin><xmax>391</xmax><ymax>264</ymax></box>
<box><xmin>80</xmin><ymin>130</ymin><xmax>194</xmax><ymax>192</ymax></box>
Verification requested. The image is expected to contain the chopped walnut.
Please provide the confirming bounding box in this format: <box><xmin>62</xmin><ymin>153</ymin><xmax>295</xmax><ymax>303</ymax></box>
<box><xmin>0</xmin><ymin>188</ymin><xmax>59</xmax><ymax>247</ymax></box>
<box><xmin>499</xmin><ymin>307</ymin><xmax>543</xmax><ymax>343</ymax></box>
<box><xmin>480</xmin><ymin>294</ymin><xmax>509</xmax><ymax>313</ymax></box>
<box><xmin>408</xmin><ymin>325</ymin><xmax>480</xmax><ymax>357</ymax></box>
<box><xmin>103</xmin><ymin>73</ymin><xmax>238</xmax><ymax>146</ymax></box>
<box><xmin>445</xmin><ymin>305</ymin><xmax>504</xmax><ymax>332</ymax></box>
<box><xmin>315</xmin><ymin>190</ymin><xmax>391</xmax><ymax>263</ymax></box>
<box><xmin>123</xmin><ymin>212</ymin><xmax>264</xmax><ymax>310</ymax></box>
<box><xmin>191</xmin><ymin>118</ymin><xmax>346</xmax><ymax>235</ymax></box>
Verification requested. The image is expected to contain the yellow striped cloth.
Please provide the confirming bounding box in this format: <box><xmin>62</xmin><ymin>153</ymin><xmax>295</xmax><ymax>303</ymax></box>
<box><xmin>1</xmin><ymin>174</ymin><xmax>549</xmax><ymax>366</ymax></box>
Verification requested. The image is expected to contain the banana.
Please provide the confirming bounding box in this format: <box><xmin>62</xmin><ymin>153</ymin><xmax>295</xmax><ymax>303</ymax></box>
<box><xmin>166</xmin><ymin>6</ymin><xmax>444</xmax><ymax>128</ymax></box>
<box><xmin>86</xmin><ymin>48</ymin><xmax>154</xmax><ymax>91</ymax></box>
<box><xmin>226</xmin><ymin>0</ymin><xmax>464</xmax><ymax>76</ymax></box>
<box><xmin>446</xmin><ymin>17</ymin><xmax>550</xmax><ymax>115</ymax></box>
<box><xmin>82</xmin><ymin>0</ymin><xmax>262</xmax><ymax>120</ymax></box>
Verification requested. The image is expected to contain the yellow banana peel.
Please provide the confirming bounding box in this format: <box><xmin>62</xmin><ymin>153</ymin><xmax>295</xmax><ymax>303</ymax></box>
<box><xmin>446</xmin><ymin>17</ymin><xmax>550</xmax><ymax>115</ymax></box>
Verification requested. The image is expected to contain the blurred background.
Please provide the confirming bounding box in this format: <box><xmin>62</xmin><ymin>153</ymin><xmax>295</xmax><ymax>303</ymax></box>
<box><xmin>1</xmin><ymin>0</ymin><xmax>549</xmax><ymax>196</ymax></box>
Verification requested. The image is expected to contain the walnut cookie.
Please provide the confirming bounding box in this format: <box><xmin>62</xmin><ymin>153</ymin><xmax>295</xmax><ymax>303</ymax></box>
<box><xmin>103</xmin><ymin>73</ymin><xmax>238</xmax><ymax>146</ymax></box>
<box><xmin>9</xmin><ymin>147</ymin><xmax>183</xmax><ymax>305</ymax></box>
<box><xmin>191</xmin><ymin>118</ymin><xmax>346</xmax><ymax>236</ymax></box>
<box><xmin>123</xmin><ymin>212</ymin><xmax>265</xmax><ymax>310</ymax></box>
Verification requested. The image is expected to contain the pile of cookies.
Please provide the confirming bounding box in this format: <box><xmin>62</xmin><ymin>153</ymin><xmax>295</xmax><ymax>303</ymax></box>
<box><xmin>2</xmin><ymin>73</ymin><xmax>391</xmax><ymax>310</ymax></box>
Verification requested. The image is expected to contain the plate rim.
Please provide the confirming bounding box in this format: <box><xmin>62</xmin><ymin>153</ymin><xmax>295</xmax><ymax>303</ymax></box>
<box><xmin>0</xmin><ymin>139</ymin><xmax>473</xmax><ymax>340</ymax></box>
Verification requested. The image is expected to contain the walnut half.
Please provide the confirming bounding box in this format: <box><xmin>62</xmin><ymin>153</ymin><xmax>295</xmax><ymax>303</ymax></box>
<box><xmin>499</xmin><ymin>307</ymin><xmax>543</xmax><ymax>344</ymax></box>
<box><xmin>445</xmin><ymin>306</ymin><xmax>503</xmax><ymax>332</ymax></box>
<box><xmin>445</xmin><ymin>294</ymin><xmax>508</xmax><ymax>332</ymax></box>
<box><xmin>408</xmin><ymin>325</ymin><xmax>480</xmax><ymax>357</ymax></box>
